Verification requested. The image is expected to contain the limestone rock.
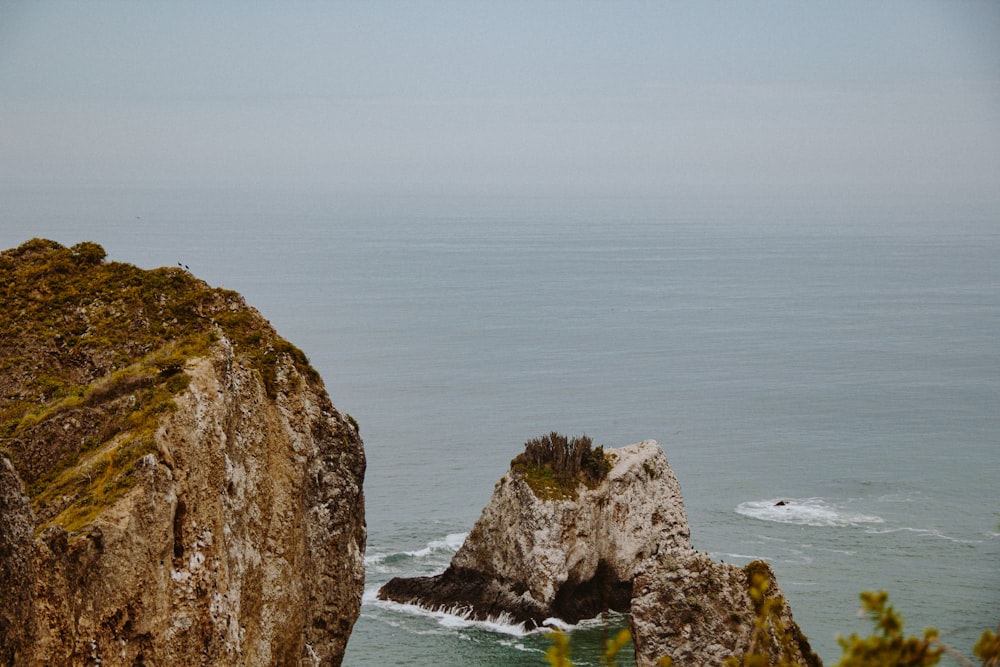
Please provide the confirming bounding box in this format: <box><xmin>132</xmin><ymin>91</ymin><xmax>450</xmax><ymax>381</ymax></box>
<box><xmin>0</xmin><ymin>457</ymin><xmax>36</xmax><ymax>666</ymax></box>
<box><xmin>630</xmin><ymin>552</ymin><xmax>821</xmax><ymax>667</ymax></box>
<box><xmin>379</xmin><ymin>440</ymin><xmax>690</xmax><ymax>626</ymax></box>
<box><xmin>0</xmin><ymin>240</ymin><xmax>365</xmax><ymax>666</ymax></box>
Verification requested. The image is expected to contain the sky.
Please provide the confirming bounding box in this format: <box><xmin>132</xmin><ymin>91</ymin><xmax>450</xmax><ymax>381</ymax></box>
<box><xmin>1</xmin><ymin>1</ymin><xmax>999</xmax><ymax>200</ymax></box>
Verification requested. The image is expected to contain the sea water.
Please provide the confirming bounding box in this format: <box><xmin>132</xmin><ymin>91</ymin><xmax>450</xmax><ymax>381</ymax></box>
<box><xmin>2</xmin><ymin>186</ymin><xmax>998</xmax><ymax>665</ymax></box>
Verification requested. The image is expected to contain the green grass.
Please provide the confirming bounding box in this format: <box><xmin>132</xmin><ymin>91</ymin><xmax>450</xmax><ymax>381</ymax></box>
<box><xmin>512</xmin><ymin>462</ymin><xmax>580</xmax><ymax>501</ymax></box>
<box><xmin>0</xmin><ymin>239</ymin><xmax>321</xmax><ymax>533</ymax></box>
<box><xmin>510</xmin><ymin>432</ymin><xmax>613</xmax><ymax>500</ymax></box>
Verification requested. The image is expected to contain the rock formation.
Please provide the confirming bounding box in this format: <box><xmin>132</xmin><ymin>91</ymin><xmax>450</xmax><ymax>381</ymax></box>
<box><xmin>380</xmin><ymin>439</ymin><xmax>689</xmax><ymax>625</ymax></box>
<box><xmin>379</xmin><ymin>436</ymin><xmax>819</xmax><ymax>667</ymax></box>
<box><xmin>0</xmin><ymin>240</ymin><xmax>366</xmax><ymax>666</ymax></box>
<box><xmin>0</xmin><ymin>457</ymin><xmax>36</xmax><ymax>666</ymax></box>
<box><xmin>630</xmin><ymin>552</ymin><xmax>821</xmax><ymax>667</ymax></box>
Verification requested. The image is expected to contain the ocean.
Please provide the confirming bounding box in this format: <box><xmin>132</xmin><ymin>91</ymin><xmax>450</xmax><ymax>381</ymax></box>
<box><xmin>3</xmin><ymin>185</ymin><xmax>998</xmax><ymax>665</ymax></box>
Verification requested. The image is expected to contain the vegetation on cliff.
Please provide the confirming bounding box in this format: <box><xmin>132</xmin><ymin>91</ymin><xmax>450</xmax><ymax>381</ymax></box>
<box><xmin>511</xmin><ymin>432</ymin><xmax>613</xmax><ymax>499</ymax></box>
<box><xmin>0</xmin><ymin>239</ymin><xmax>319</xmax><ymax>533</ymax></box>
<box><xmin>546</xmin><ymin>586</ymin><xmax>1000</xmax><ymax>667</ymax></box>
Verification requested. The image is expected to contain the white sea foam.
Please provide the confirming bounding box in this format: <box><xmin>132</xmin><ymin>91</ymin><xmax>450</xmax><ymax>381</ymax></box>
<box><xmin>368</xmin><ymin>596</ymin><xmax>534</xmax><ymax>637</ymax></box>
<box><xmin>364</xmin><ymin>532</ymin><xmax>468</xmax><ymax>567</ymax></box>
<box><xmin>404</xmin><ymin>532</ymin><xmax>468</xmax><ymax>558</ymax></box>
<box><xmin>363</xmin><ymin>553</ymin><xmax>386</xmax><ymax>567</ymax></box>
<box><xmin>736</xmin><ymin>498</ymin><xmax>884</xmax><ymax>527</ymax></box>
<box><xmin>362</xmin><ymin>584</ymin><xmax>621</xmax><ymax>640</ymax></box>
<box><xmin>541</xmin><ymin>617</ymin><xmax>573</xmax><ymax>631</ymax></box>
<box><xmin>497</xmin><ymin>638</ymin><xmax>543</xmax><ymax>654</ymax></box>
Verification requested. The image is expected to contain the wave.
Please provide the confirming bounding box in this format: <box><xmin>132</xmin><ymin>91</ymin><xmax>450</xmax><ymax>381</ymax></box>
<box><xmin>736</xmin><ymin>498</ymin><xmax>884</xmax><ymax>527</ymax></box>
<box><xmin>362</xmin><ymin>585</ymin><xmax>629</xmax><ymax>639</ymax></box>
<box><xmin>497</xmin><ymin>638</ymin><xmax>545</xmax><ymax>654</ymax></box>
<box><xmin>864</xmin><ymin>526</ymin><xmax>984</xmax><ymax>544</ymax></box>
<box><xmin>877</xmin><ymin>493</ymin><xmax>917</xmax><ymax>503</ymax></box>
<box><xmin>405</xmin><ymin>532</ymin><xmax>468</xmax><ymax>558</ymax></box>
<box><xmin>363</xmin><ymin>589</ymin><xmax>534</xmax><ymax>637</ymax></box>
<box><xmin>365</xmin><ymin>532</ymin><xmax>468</xmax><ymax>567</ymax></box>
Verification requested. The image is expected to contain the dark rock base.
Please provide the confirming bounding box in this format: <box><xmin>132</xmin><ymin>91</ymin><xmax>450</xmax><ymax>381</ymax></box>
<box><xmin>378</xmin><ymin>563</ymin><xmax>633</xmax><ymax>629</ymax></box>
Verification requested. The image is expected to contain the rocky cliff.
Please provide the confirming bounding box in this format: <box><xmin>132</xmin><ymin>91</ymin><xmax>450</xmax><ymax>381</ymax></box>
<box><xmin>0</xmin><ymin>240</ymin><xmax>366</xmax><ymax>666</ymax></box>
<box><xmin>630</xmin><ymin>552</ymin><xmax>820</xmax><ymax>667</ymax></box>
<box><xmin>379</xmin><ymin>436</ymin><xmax>819</xmax><ymax>667</ymax></box>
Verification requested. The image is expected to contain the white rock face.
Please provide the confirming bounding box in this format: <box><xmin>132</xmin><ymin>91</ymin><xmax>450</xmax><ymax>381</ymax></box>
<box><xmin>455</xmin><ymin>440</ymin><xmax>690</xmax><ymax>600</ymax></box>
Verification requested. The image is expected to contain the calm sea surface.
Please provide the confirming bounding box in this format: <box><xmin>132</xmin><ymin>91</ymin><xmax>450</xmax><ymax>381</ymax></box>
<box><xmin>3</xmin><ymin>186</ymin><xmax>998</xmax><ymax>665</ymax></box>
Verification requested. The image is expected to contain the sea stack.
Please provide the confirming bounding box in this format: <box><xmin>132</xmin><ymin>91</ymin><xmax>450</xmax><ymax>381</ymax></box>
<box><xmin>0</xmin><ymin>240</ymin><xmax>366</xmax><ymax>666</ymax></box>
<box><xmin>380</xmin><ymin>438</ymin><xmax>688</xmax><ymax>625</ymax></box>
<box><xmin>379</xmin><ymin>434</ymin><xmax>820</xmax><ymax>667</ymax></box>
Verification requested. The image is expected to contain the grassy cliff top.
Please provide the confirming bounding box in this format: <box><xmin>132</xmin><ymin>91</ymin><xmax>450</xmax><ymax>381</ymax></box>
<box><xmin>0</xmin><ymin>238</ymin><xmax>318</xmax><ymax>532</ymax></box>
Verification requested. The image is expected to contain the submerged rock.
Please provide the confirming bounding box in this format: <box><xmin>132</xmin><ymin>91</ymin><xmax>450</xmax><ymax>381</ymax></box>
<box><xmin>0</xmin><ymin>240</ymin><xmax>366</xmax><ymax>666</ymax></box>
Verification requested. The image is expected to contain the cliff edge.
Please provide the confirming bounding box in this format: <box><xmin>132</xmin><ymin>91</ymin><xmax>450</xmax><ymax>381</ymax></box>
<box><xmin>0</xmin><ymin>240</ymin><xmax>366</xmax><ymax>666</ymax></box>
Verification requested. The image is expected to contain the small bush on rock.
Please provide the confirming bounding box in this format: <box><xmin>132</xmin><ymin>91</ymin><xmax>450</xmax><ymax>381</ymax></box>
<box><xmin>512</xmin><ymin>432</ymin><xmax>612</xmax><ymax>499</ymax></box>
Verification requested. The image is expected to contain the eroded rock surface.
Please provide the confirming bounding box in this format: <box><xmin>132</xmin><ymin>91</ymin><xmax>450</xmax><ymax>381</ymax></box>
<box><xmin>0</xmin><ymin>457</ymin><xmax>36</xmax><ymax>666</ymax></box>
<box><xmin>379</xmin><ymin>440</ymin><xmax>689</xmax><ymax>626</ymax></box>
<box><xmin>630</xmin><ymin>552</ymin><xmax>821</xmax><ymax>667</ymax></box>
<box><xmin>0</xmin><ymin>240</ymin><xmax>365</xmax><ymax>666</ymax></box>
<box><xmin>378</xmin><ymin>437</ymin><xmax>819</xmax><ymax>666</ymax></box>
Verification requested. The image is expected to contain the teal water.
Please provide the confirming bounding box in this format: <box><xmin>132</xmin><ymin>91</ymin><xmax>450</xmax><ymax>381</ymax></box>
<box><xmin>3</xmin><ymin>186</ymin><xmax>998</xmax><ymax>665</ymax></box>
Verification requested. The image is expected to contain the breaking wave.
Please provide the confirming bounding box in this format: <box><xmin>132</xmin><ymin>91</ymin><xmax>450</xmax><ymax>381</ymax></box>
<box><xmin>735</xmin><ymin>498</ymin><xmax>884</xmax><ymax>527</ymax></box>
<box><xmin>364</xmin><ymin>532</ymin><xmax>467</xmax><ymax>569</ymax></box>
<box><xmin>364</xmin><ymin>588</ymin><xmax>534</xmax><ymax>636</ymax></box>
<box><xmin>363</xmin><ymin>586</ymin><xmax>626</xmax><ymax>639</ymax></box>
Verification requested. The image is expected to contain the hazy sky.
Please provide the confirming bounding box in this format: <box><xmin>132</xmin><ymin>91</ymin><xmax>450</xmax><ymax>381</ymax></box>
<box><xmin>1</xmin><ymin>1</ymin><xmax>998</xmax><ymax>199</ymax></box>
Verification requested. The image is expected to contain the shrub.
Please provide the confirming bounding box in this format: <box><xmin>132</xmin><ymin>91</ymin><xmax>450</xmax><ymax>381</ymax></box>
<box><xmin>70</xmin><ymin>241</ymin><xmax>106</xmax><ymax>265</ymax></box>
<box><xmin>547</xmin><ymin>590</ymin><xmax>1000</xmax><ymax>666</ymax></box>
<box><xmin>522</xmin><ymin>433</ymin><xmax>601</xmax><ymax>482</ymax></box>
<box><xmin>837</xmin><ymin>591</ymin><xmax>999</xmax><ymax>667</ymax></box>
<box><xmin>512</xmin><ymin>432</ymin><xmax>612</xmax><ymax>499</ymax></box>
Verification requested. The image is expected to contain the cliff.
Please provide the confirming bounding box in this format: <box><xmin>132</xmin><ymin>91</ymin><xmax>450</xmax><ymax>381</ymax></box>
<box><xmin>0</xmin><ymin>240</ymin><xmax>366</xmax><ymax>666</ymax></box>
<box><xmin>379</xmin><ymin>435</ymin><xmax>819</xmax><ymax>667</ymax></box>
